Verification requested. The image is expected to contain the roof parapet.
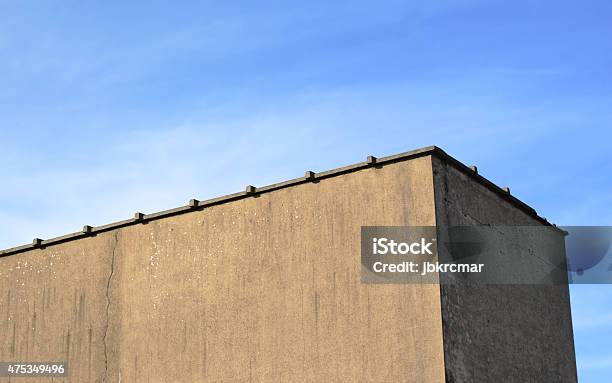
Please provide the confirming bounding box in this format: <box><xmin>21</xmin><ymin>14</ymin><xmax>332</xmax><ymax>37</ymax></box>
<box><xmin>0</xmin><ymin>145</ymin><xmax>560</xmax><ymax>257</ymax></box>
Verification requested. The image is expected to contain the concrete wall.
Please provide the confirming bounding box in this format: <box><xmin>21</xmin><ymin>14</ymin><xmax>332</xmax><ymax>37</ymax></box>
<box><xmin>0</xmin><ymin>156</ymin><xmax>446</xmax><ymax>382</ymax></box>
<box><xmin>0</xmin><ymin>149</ymin><xmax>579</xmax><ymax>383</ymax></box>
<box><xmin>432</xmin><ymin>156</ymin><xmax>578</xmax><ymax>382</ymax></box>
<box><xmin>0</xmin><ymin>235</ymin><xmax>114</xmax><ymax>382</ymax></box>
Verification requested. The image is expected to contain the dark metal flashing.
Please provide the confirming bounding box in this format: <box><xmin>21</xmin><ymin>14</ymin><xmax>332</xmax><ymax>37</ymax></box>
<box><xmin>0</xmin><ymin>146</ymin><xmax>559</xmax><ymax>257</ymax></box>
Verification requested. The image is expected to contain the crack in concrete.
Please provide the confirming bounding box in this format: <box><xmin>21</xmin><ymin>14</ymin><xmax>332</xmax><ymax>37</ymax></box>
<box><xmin>102</xmin><ymin>231</ymin><xmax>119</xmax><ymax>383</ymax></box>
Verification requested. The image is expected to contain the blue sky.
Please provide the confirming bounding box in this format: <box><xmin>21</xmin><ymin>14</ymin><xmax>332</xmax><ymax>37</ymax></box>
<box><xmin>1</xmin><ymin>1</ymin><xmax>610</xmax><ymax>380</ymax></box>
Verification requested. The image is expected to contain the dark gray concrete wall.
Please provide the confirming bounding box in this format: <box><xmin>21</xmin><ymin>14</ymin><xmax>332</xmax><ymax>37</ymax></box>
<box><xmin>432</xmin><ymin>156</ymin><xmax>578</xmax><ymax>382</ymax></box>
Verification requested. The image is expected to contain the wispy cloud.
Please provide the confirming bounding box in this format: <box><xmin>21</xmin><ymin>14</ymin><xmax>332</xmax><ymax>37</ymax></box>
<box><xmin>573</xmin><ymin>312</ymin><xmax>612</xmax><ymax>331</ymax></box>
<box><xmin>1</xmin><ymin>78</ymin><xmax>610</xmax><ymax>250</ymax></box>
<box><xmin>577</xmin><ymin>356</ymin><xmax>612</xmax><ymax>370</ymax></box>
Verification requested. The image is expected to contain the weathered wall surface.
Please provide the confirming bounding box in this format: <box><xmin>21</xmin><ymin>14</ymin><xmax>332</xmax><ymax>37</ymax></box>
<box><xmin>0</xmin><ymin>234</ymin><xmax>116</xmax><ymax>382</ymax></box>
<box><xmin>432</xmin><ymin>157</ymin><xmax>578</xmax><ymax>383</ymax></box>
<box><xmin>1</xmin><ymin>156</ymin><xmax>446</xmax><ymax>382</ymax></box>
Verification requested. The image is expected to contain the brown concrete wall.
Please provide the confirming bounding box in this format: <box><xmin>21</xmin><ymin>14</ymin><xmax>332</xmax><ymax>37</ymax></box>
<box><xmin>1</xmin><ymin>156</ymin><xmax>446</xmax><ymax>382</ymax></box>
<box><xmin>0</xmin><ymin>234</ymin><xmax>115</xmax><ymax>382</ymax></box>
<box><xmin>432</xmin><ymin>157</ymin><xmax>578</xmax><ymax>382</ymax></box>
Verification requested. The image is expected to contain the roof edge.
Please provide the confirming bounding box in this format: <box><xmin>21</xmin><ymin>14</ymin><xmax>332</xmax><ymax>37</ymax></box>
<box><xmin>0</xmin><ymin>145</ymin><xmax>560</xmax><ymax>257</ymax></box>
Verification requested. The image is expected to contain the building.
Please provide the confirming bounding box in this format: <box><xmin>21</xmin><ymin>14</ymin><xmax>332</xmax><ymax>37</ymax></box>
<box><xmin>0</xmin><ymin>146</ymin><xmax>577</xmax><ymax>382</ymax></box>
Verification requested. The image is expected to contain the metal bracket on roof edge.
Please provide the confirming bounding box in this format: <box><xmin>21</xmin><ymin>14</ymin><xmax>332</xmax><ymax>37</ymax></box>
<box><xmin>32</xmin><ymin>238</ymin><xmax>43</xmax><ymax>247</ymax></box>
<box><xmin>82</xmin><ymin>225</ymin><xmax>93</xmax><ymax>234</ymax></box>
<box><xmin>469</xmin><ymin>165</ymin><xmax>478</xmax><ymax>174</ymax></box>
<box><xmin>304</xmin><ymin>171</ymin><xmax>316</xmax><ymax>181</ymax></box>
<box><xmin>134</xmin><ymin>212</ymin><xmax>145</xmax><ymax>221</ymax></box>
<box><xmin>189</xmin><ymin>199</ymin><xmax>200</xmax><ymax>208</ymax></box>
<box><xmin>245</xmin><ymin>185</ymin><xmax>256</xmax><ymax>195</ymax></box>
<box><xmin>367</xmin><ymin>155</ymin><xmax>377</xmax><ymax>165</ymax></box>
